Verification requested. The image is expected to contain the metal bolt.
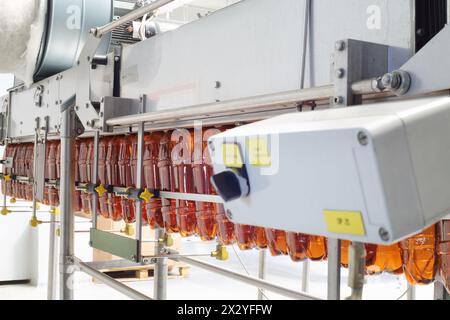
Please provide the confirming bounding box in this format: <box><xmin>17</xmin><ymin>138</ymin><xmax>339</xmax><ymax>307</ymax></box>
<box><xmin>381</xmin><ymin>73</ymin><xmax>393</xmax><ymax>88</ymax></box>
<box><xmin>114</xmin><ymin>56</ymin><xmax>120</xmax><ymax>62</ymax></box>
<box><xmin>86</xmin><ymin>103</ymin><xmax>90</xmax><ymax>109</ymax></box>
<box><xmin>75</xmin><ymin>106</ymin><xmax>79</xmax><ymax>111</ymax></box>
<box><xmin>226</xmin><ymin>209</ymin><xmax>233</xmax><ymax>220</ymax></box>
<box><xmin>333</xmin><ymin>96</ymin><xmax>344</xmax><ymax>105</ymax></box>
<box><xmin>215</xmin><ymin>81</ymin><xmax>222</xmax><ymax>89</ymax></box>
<box><xmin>335</xmin><ymin>68</ymin><xmax>345</xmax><ymax>79</ymax></box>
<box><xmin>335</xmin><ymin>41</ymin><xmax>346</xmax><ymax>51</ymax></box>
<box><xmin>358</xmin><ymin>131</ymin><xmax>369</xmax><ymax>146</ymax></box>
<box><xmin>99</xmin><ymin>112</ymin><xmax>104</xmax><ymax>117</ymax></box>
<box><xmin>379</xmin><ymin>228</ymin><xmax>390</xmax><ymax>242</ymax></box>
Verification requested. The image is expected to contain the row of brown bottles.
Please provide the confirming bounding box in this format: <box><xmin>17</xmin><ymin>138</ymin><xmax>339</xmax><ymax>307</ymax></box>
<box><xmin>2</xmin><ymin>140</ymin><xmax>449</xmax><ymax>290</ymax></box>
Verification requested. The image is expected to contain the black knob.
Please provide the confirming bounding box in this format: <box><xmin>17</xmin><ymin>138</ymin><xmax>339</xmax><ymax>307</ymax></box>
<box><xmin>212</xmin><ymin>170</ymin><xmax>249</xmax><ymax>202</ymax></box>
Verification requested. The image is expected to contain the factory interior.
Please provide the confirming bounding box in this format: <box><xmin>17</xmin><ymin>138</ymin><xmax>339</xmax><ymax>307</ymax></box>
<box><xmin>0</xmin><ymin>0</ymin><xmax>449</xmax><ymax>307</ymax></box>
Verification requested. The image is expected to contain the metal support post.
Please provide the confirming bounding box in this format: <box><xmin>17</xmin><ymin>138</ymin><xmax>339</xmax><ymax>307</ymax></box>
<box><xmin>154</xmin><ymin>227</ymin><xmax>168</xmax><ymax>300</ymax></box>
<box><xmin>327</xmin><ymin>238</ymin><xmax>341</xmax><ymax>300</ymax></box>
<box><xmin>135</xmin><ymin>123</ymin><xmax>144</xmax><ymax>260</ymax></box>
<box><xmin>257</xmin><ymin>249</ymin><xmax>266</xmax><ymax>300</ymax></box>
<box><xmin>347</xmin><ymin>242</ymin><xmax>365</xmax><ymax>300</ymax></box>
<box><xmin>407</xmin><ymin>283</ymin><xmax>416</xmax><ymax>300</ymax></box>
<box><xmin>47</xmin><ymin>209</ymin><xmax>59</xmax><ymax>300</ymax></box>
<box><xmin>59</xmin><ymin>107</ymin><xmax>76</xmax><ymax>300</ymax></box>
<box><xmin>92</xmin><ymin>131</ymin><xmax>99</xmax><ymax>229</ymax></box>
<box><xmin>301</xmin><ymin>260</ymin><xmax>310</xmax><ymax>293</ymax></box>
<box><xmin>434</xmin><ymin>281</ymin><xmax>449</xmax><ymax>300</ymax></box>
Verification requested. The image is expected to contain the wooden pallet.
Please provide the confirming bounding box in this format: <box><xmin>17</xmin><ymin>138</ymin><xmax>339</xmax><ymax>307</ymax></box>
<box><xmin>93</xmin><ymin>260</ymin><xmax>190</xmax><ymax>283</ymax></box>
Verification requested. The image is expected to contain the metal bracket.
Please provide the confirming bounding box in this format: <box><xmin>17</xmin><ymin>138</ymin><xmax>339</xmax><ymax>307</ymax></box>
<box><xmin>331</xmin><ymin>39</ymin><xmax>388</xmax><ymax>106</ymax></box>
<box><xmin>34</xmin><ymin>85</ymin><xmax>44</xmax><ymax>107</ymax></box>
<box><xmin>99</xmin><ymin>96</ymin><xmax>141</xmax><ymax>132</ymax></box>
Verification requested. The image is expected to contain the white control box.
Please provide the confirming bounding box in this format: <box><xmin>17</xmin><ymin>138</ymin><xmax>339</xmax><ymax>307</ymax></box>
<box><xmin>209</xmin><ymin>97</ymin><xmax>450</xmax><ymax>244</ymax></box>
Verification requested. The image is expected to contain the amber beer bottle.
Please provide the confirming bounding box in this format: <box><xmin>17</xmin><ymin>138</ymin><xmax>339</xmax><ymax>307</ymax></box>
<box><xmin>215</xmin><ymin>204</ymin><xmax>236</xmax><ymax>245</ymax></box>
<box><xmin>142</xmin><ymin>133</ymin><xmax>164</xmax><ymax>229</ymax></box>
<box><xmin>192</xmin><ymin>127</ymin><xmax>219</xmax><ymax>241</ymax></box>
<box><xmin>172</xmin><ymin>129</ymin><xmax>197</xmax><ymax>237</ymax></box>
<box><xmin>265</xmin><ymin>229</ymin><xmax>288</xmax><ymax>256</ymax></box>
<box><xmin>437</xmin><ymin>220</ymin><xmax>450</xmax><ymax>293</ymax></box>
<box><xmin>158</xmin><ymin>132</ymin><xmax>179</xmax><ymax>233</ymax></box>
<box><xmin>106</xmin><ymin>137</ymin><xmax>122</xmax><ymax>221</ymax></box>
<box><xmin>255</xmin><ymin>227</ymin><xmax>268</xmax><ymax>249</ymax></box>
<box><xmin>286</xmin><ymin>232</ymin><xmax>308</xmax><ymax>262</ymax></box>
<box><xmin>401</xmin><ymin>225</ymin><xmax>437</xmax><ymax>285</ymax></box>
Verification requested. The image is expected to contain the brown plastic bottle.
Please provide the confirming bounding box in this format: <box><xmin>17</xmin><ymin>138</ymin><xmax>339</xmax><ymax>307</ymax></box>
<box><xmin>255</xmin><ymin>227</ymin><xmax>268</xmax><ymax>249</ymax></box>
<box><xmin>106</xmin><ymin>137</ymin><xmax>122</xmax><ymax>221</ymax></box>
<box><xmin>306</xmin><ymin>236</ymin><xmax>327</xmax><ymax>261</ymax></box>
<box><xmin>98</xmin><ymin>138</ymin><xmax>109</xmax><ymax>218</ymax></box>
<box><xmin>215</xmin><ymin>204</ymin><xmax>236</xmax><ymax>245</ymax></box>
<box><xmin>47</xmin><ymin>141</ymin><xmax>59</xmax><ymax>207</ymax></box>
<box><xmin>368</xmin><ymin>243</ymin><xmax>403</xmax><ymax>275</ymax></box>
<box><xmin>24</xmin><ymin>144</ymin><xmax>34</xmax><ymax>201</ymax></box>
<box><xmin>401</xmin><ymin>225</ymin><xmax>437</xmax><ymax>285</ymax></box>
<box><xmin>172</xmin><ymin>129</ymin><xmax>197</xmax><ymax>237</ymax></box>
<box><xmin>286</xmin><ymin>232</ymin><xmax>308</xmax><ymax>262</ymax></box>
<box><xmin>265</xmin><ymin>229</ymin><xmax>288</xmax><ymax>256</ymax></box>
<box><xmin>118</xmin><ymin>136</ymin><xmax>135</xmax><ymax>224</ymax></box>
<box><xmin>142</xmin><ymin>133</ymin><xmax>164</xmax><ymax>229</ymax></box>
<box><xmin>73</xmin><ymin>141</ymin><xmax>82</xmax><ymax>212</ymax></box>
<box><xmin>158</xmin><ymin>132</ymin><xmax>178</xmax><ymax>233</ymax></box>
<box><xmin>437</xmin><ymin>220</ymin><xmax>450</xmax><ymax>293</ymax></box>
<box><xmin>192</xmin><ymin>128</ymin><xmax>219</xmax><ymax>241</ymax></box>
<box><xmin>235</xmin><ymin>225</ymin><xmax>256</xmax><ymax>250</ymax></box>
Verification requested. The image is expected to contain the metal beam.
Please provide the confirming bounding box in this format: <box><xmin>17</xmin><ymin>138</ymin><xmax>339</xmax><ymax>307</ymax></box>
<box><xmin>176</xmin><ymin>256</ymin><xmax>321</xmax><ymax>300</ymax></box>
<box><xmin>74</xmin><ymin>257</ymin><xmax>153</xmax><ymax>300</ymax></box>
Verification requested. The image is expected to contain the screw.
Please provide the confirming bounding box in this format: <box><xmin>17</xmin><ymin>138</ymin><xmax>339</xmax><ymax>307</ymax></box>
<box><xmin>99</xmin><ymin>112</ymin><xmax>104</xmax><ymax>117</ymax></box>
<box><xmin>335</xmin><ymin>68</ymin><xmax>345</xmax><ymax>79</ymax></box>
<box><xmin>226</xmin><ymin>209</ymin><xmax>233</xmax><ymax>220</ymax></box>
<box><xmin>335</xmin><ymin>41</ymin><xmax>346</xmax><ymax>51</ymax></box>
<box><xmin>114</xmin><ymin>56</ymin><xmax>120</xmax><ymax>62</ymax></box>
<box><xmin>86</xmin><ymin>103</ymin><xmax>90</xmax><ymax>109</ymax></box>
<box><xmin>358</xmin><ymin>131</ymin><xmax>369</xmax><ymax>146</ymax></box>
<box><xmin>379</xmin><ymin>228</ymin><xmax>390</xmax><ymax>242</ymax></box>
<box><xmin>75</xmin><ymin>106</ymin><xmax>79</xmax><ymax>111</ymax></box>
<box><xmin>333</xmin><ymin>96</ymin><xmax>344</xmax><ymax>105</ymax></box>
<box><xmin>215</xmin><ymin>81</ymin><xmax>222</xmax><ymax>89</ymax></box>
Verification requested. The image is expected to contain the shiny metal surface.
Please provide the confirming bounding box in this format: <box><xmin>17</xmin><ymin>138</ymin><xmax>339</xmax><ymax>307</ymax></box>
<box><xmin>35</xmin><ymin>0</ymin><xmax>113</xmax><ymax>79</ymax></box>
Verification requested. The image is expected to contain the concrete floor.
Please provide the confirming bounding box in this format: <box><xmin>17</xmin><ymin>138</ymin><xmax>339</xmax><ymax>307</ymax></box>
<box><xmin>0</xmin><ymin>235</ymin><xmax>435</xmax><ymax>300</ymax></box>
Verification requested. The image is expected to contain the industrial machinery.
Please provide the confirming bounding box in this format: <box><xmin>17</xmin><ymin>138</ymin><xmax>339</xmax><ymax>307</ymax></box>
<box><xmin>0</xmin><ymin>0</ymin><xmax>449</xmax><ymax>300</ymax></box>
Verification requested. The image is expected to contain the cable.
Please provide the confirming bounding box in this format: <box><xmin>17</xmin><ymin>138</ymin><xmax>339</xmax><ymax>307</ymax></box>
<box><xmin>231</xmin><ymin>244</ymin><xmax>270</xmax><ymax>300</ymax></box>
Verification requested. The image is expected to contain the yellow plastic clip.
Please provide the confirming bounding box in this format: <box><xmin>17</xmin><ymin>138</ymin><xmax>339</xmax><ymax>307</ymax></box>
<box><xmin>9</xmin><ymin>198</ymin><xmax>16</xmax><ymax>204</ymax></box>
<box><xmin>139</xmin><ymin>188</ymin><xmax>154</xmax><ymax>204</ymax></box>
<box><xmin>49</xmin><ymin>207</ymin><xmax>61</xmax><ymax>215</ymax></box>
<box><xmin>3</xmin><ymin>175</ymin><xmax>11</xmax><ymax>182</ymax></box>
<box><xmin>30</xmin><ymin>216</ymin><xmax>43</xmax><ymax>228</ymax></box>
<box><xmin>95</xmin><ymin>184</ymin><xmax>108</xmax><ymax>198</ymax></box>
<box><xmin>1</xmin><ymin>207</ymin><xmax>11</xmax><ymax>216</ymax></box>
<box><xmin>121</xmin><ymin>224</ymin><xmax>135</xmax><ymax>237</ymax></box>
<box><xmin>159</xmin><ymin>233</ymin><xmax>174</xmax><ymax>247</ymax></box>
<box><xmin>211</xmin><ymin>244</ymin><xmax>229</xmax><ymax>261</ymax></box>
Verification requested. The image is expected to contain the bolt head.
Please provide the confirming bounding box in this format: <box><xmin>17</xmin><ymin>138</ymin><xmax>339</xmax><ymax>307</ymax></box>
<box><xmin>335</xmin><ymin>68</ymin><xmax>345</xmax><ymax>79</ymax></box>
<box><xmin>379</xmin><ymin>228</ymin><xmax>390</xmax><ymax>242</ymax></box>
<box><xmin>335</xmin><ymin>41</ymin><xmax>346</xmax><ymax>51</ymax></box>
<box><xmin>358</xmin><ymin>131</ymin><xmax>369</xmax><ymax>146</ymax></box>
<box><xmin>381</xmin><ymin>73</ymin><xmax>393</xmax><ymax>88</ymax></box>
<box><xmin>333</xmin><ymin>96</ymin><xmax>344</xmax><ymax>105</ymax></box>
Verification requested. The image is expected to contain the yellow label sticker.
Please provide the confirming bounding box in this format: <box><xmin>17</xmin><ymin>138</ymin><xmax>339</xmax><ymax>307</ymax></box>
<box><xmin>323</xmin><ymin>210</ymin><xmax>366</xmax><ymax>236</ymax></box>
<box><xmin>248</xmin><ymin>137</ymin><xmax>272</xmax><ymax>167</ymax></box>
<box><xmin>222</xmin><ymin>144</ymin><xmax>244</xmax><ymax>168</ymax></box>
